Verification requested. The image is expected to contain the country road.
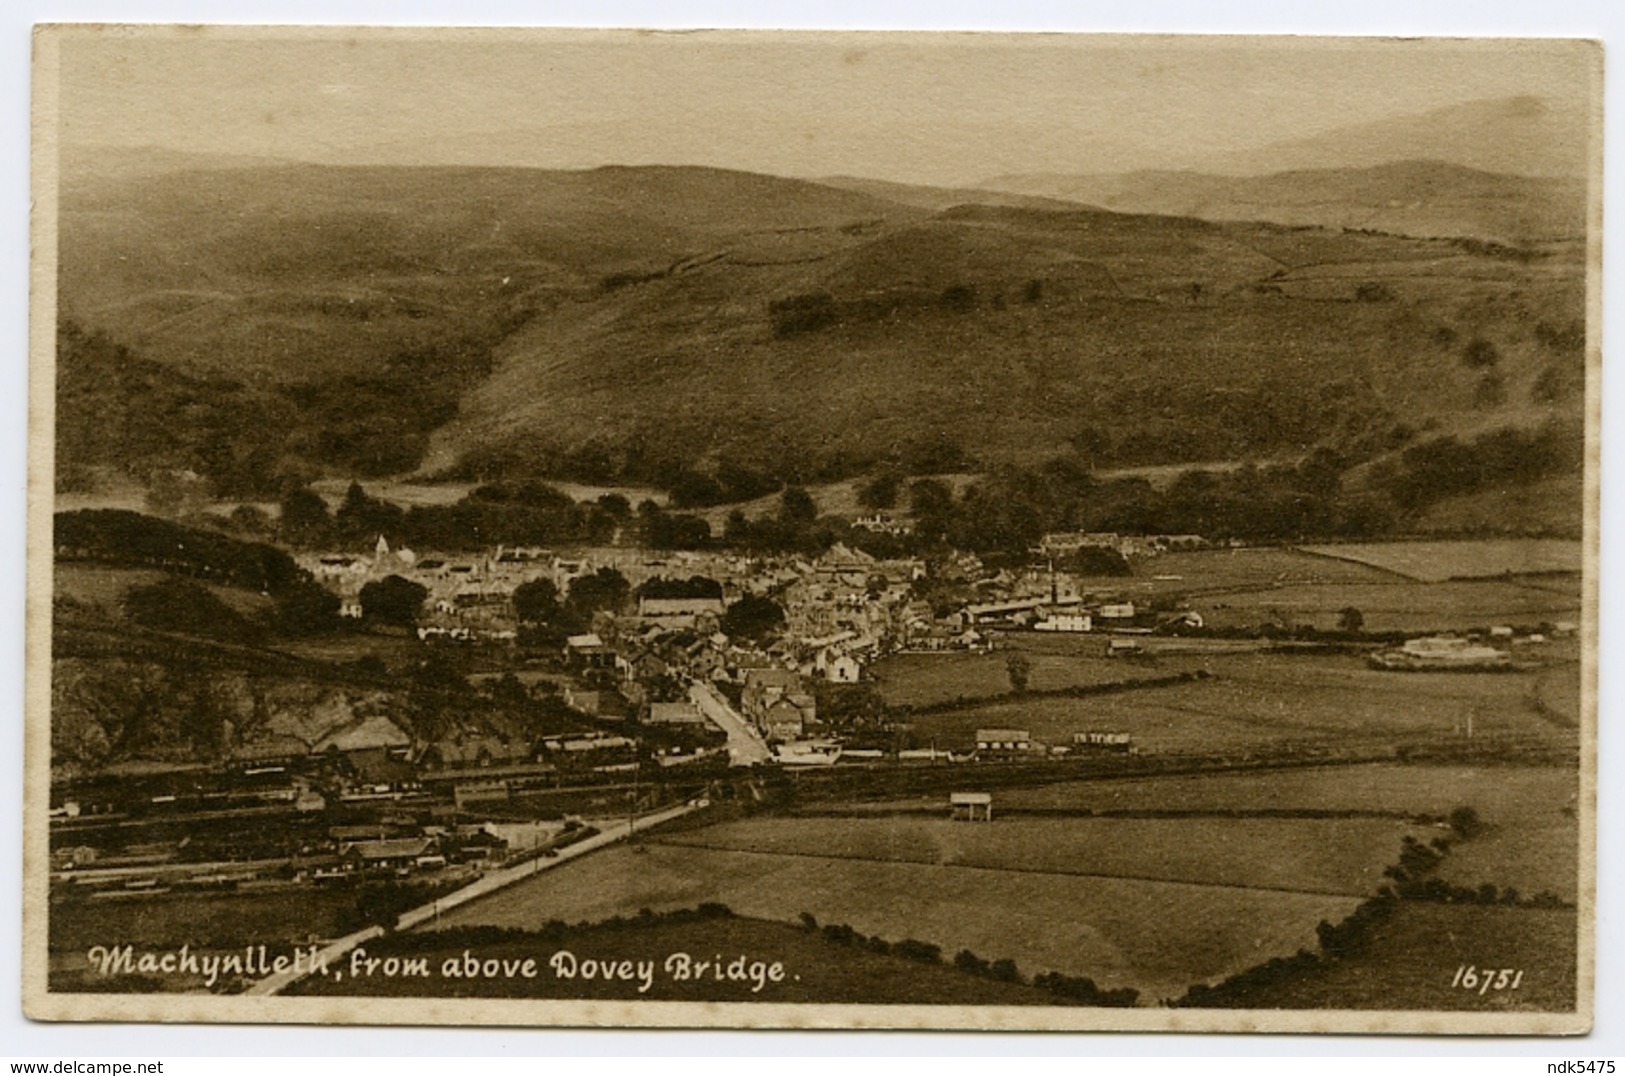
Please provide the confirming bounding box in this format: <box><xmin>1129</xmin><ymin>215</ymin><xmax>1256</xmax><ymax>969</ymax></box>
<box><xmin>688</xmin><ymin>681</ymin><xmax>772</xmax><ymax>766</ymax></box>
<box><xmin>243</xmin><ymin>800</ymin><xmax>701</xmax><ymax>996</ymax></box>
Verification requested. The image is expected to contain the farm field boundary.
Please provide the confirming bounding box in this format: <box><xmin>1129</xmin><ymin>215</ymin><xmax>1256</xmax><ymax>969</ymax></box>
<box><xmin>781</xmin><ymin>748</ymin><xmax>1575</xmax><ymax>806</ymax></box>
<box><xmin>891</xmin><ymin>668</ymin><xmax>1212</xmax><ymax>717</ymax></box>
<box><xmin>1293</xmin><ymin>540</ymin><xmax>1583</xmax><ymax>583</ymax></box>
<box><xmin>432</xmin><ymin>840</ymin><xmax>1365</xmax><ymax>998</ymax></box>
<box><xmin>639</xmin><ymin>837</ymin><xmax>1403</xmax><ymax>901</ymax></box>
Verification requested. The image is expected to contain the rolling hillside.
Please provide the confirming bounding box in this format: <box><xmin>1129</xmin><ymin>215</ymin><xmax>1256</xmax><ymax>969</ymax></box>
<box><xmin>59</xmin><ymin>163</ymin><xmax>918</xmax><ymax>383</ymax></box>
<box><xmin>979</xmin><ymin>161</ymin><xmax>1587</xmax><ymax>246</ymax></box>
<box><xmin>57</xmin><ymin>159</ymin><xmax>1588</xmax><ymax>498</ymax></box>
<box><xmin>436</xmin><ymin>196</ymin><xmax>1585</xmax><ymax>482</ymax></box>
<box><xmin>1195</xmin><ymin>95</ymin><xmax>1594</xmax><ymax>180</ymax></box>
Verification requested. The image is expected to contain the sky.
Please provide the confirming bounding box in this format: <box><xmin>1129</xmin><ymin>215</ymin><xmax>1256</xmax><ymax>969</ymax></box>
<box><xmin>46</xmin><ymin>28</ymin><xmax>1597</xmax><ymax>185</ymax></box>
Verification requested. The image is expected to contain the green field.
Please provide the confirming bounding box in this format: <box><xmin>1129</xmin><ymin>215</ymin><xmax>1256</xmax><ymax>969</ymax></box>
<box><xmin>991</xmin><ymin>762</ymin><xmax>1581</xmax><ymax>908</ymax></box>
<box><xmin>1195</xmin><ymin>579</ymin><xmax>1580</xmax><ymax>633</ymax></box>
<box><xmin>1070</xmin><ymin>545</ymin><xmax>1584</xmax><ymax>633</ymax></box>
<box><xmin>433</xmin><ymin>810</ymin><xmax>1424</xmax><ymax>1000</ymax></box>
<box><xmin>1296</xmin><ymin>540</ymin><xmax>1583</xmax><ymax>582</ymax></box>
<box><xmin>655</xmin><ymin>815</ymin><xmax>1420</xmax><ymax>897</ymax></box>
<box><xmin>901</xmin><ymin>651</ymin><xmax>1576</xmax><ymax>755</ymax></box>
<box><xmin>291</xmin><ymin>914</ymin><xmax>1075</xmax><ymax>1005</ymax></box>
<box><xmin>871</xmin><ymin>646</ymin><xmax>1202</xmax><ymax>709</ymax></box>
<box><xmin>1140</xmin><ymin>548</ymin><xmax>1404</xmax><ymax>589</ymax></box>
<box><xmin>1436</xmin><ymin>821</ymin><xmax>1580</xmax><ymax>904</ymax></box>
<box><xmin>998</xmin><ymin>763</ymin><xmax>1581</xmax><ymax>904</ymax></box>
<box><xmin>994</xmin><ymin>763</ymin><xmax>1575</xmax><ymax>821</ymax></box>
<box><xmin>1184</xmin><ymin>903</ymin><xmax>1578</xmax><ymax>1011</ymax></box>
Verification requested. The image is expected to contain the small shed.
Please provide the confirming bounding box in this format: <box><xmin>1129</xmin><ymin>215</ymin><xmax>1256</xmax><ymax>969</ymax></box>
<box><xmin>950</xmin><ymin>791</ymin><xmax>993</xmax><ymax>822</ymax></box>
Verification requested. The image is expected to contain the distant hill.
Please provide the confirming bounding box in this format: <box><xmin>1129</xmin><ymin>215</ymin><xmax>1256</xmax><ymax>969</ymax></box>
<box><xmin>56</xmin><ymin>160</ymin><xmax>1587</xmax><ymax>497</ymax></box>
<box><xmin>815</xmin><ymin>175</ymin><xmax>1087</xmax><ymax>214</ymax></box>
<box><xmin>58</xmin><ymin>162</ymin><xmax>919</xmax><ymax>383</ymax></box>
<box><xmin>1197</xmin><ymin>95</ymin><xmax>1594</xmax><ymax>180</ymax></box>
<box><xmin>436</xmin><ymin>197</ymin><xmax>1586</xmax><ymax>484</ymax></box>
<box><xmin>980</xmin><ymin>160</ymin><xmax>1586</xmax><ymax>246</ymax></box>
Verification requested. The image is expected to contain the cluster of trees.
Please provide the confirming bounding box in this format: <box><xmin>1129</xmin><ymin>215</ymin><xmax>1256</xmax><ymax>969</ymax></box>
<box><xmin>857</xmin><ymin>470</ymin><xmax>903</xmax><ymax>510</ymax></box>
<box><xmin>1005</xmin><ymin>653</ymin><xmax>1032</xmax><ymax>693</ymax></box>
<box><xmin>457</xmin><ymin>420</ymin><xmax>970</xmax><ymax>514</ymax></box>
<box><xmin>57</xmin><ymin>509</ymin><xmax>306</xmax><ymax>593</ymax></box>
<box><xmin>1369</xmin><ymin>421</ymin><xmax>1583</xmax><ymax>513</ymax></box>
<box><xmin>667</xmin><ymin>463</ymin><xmax>782</xmax><ymax>509</ymax></box>
<box><xmin>201</xmin><ymin>416</ymin><xmax>1583</xmax><ymax>571</ymax></box>
<box><xmin>57</xmin><ymin>318</ymin><xmax>510</xmax><ymax>499</ymax></box>
<box><xmin>271</xmin><ymin>479</ymin><xmax>755</xmax><ymax>554</ymax></box>
<box><xmin>953</xmin><ymin>949</ymin><xmax>1021</xmax><ymax>982</ymax></box>
<box><xmin>721</xmin><ymin>488</ymin><xmax>850</xmax><ymax>555</ymax></box>
<box><xmin>895</xmin><ymin>451</ymin><xmax>1391</xmax><ymax>553</ymax></box>
<box><xmin>718</xmin><ymin>594</ymin><xmax>786</xmax><ymax>642</ymax></box>
<box><xmin>273</xmin><ymin>481</ymin><xmax>627</xmax><ymax>551</ymax></box>
<box><xmin>795</xmin><ymin>914</ymin><xmax>1138</xmax><ymax>1005</ymax></box>
<box><xmin>57</xmin><ymin>510</ymin><xmax>346</xmax><ymax>640</ymax></box>
<box><xmin>1029</xmin><ymin>971</ymin><xmax>1141</xmax><ymax>1007</ymax></box>
<box><xmin>627</xmin><ymin>442</ymin><xmax>1423</xmax><ymax>559</ymax></box>
<box><xmin>358</xmin><ymin>575</ymin><xmax>429</xmax><ymax>628</ymax></box>
<box><xmin>636</xmin><ymin>502</ymin><xmax>713</xmax><ymax>550</ymax></box>
<box><xmin>797</xmin><ymin>915</ymin><xmax>941</xmax><ymax>964</ymax></box>
<box><xmin>511</xmin><ymin>567</ymin><xmax>635</xmax><ymax>642</ymax></box>
<box><xmin>1069</xmin><ymin>376</ymin><xmax>1377</xmax><ymax>469</ymax></box>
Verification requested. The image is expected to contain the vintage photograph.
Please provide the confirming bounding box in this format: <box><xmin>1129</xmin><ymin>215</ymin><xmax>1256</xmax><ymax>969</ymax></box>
<box><xmin>25</xmin><ymin>26</ymin><xmax>1599</xmax><ymax>1032</ymax></box>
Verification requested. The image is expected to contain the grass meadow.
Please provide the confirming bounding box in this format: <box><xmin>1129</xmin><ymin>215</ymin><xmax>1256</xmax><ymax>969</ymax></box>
<box><xmin>898</xmin><ymin>650</ymin><xmax>1576</xmax><ymax>756</ymax></box>
<box><xmin>433</xmin><ymin>810</ymin><xmax>1422</xmax><ymax>1000</ymax></box>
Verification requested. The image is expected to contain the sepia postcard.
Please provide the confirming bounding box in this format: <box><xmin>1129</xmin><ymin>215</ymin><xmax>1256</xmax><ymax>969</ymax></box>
<box><xmin>24</xmin><ymin>25</ymin><xmax>1601</xmax><ymax>1033</ymax></box>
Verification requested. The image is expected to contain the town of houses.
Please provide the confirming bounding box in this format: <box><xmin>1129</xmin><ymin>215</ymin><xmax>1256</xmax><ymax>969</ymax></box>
<box><xmin>308</xmin><ymin>531</ymin><xmax>1193</xmax><ymax>665</ymax></box>
<box><xmin>276</xmin><ymin>529</ymin><xmax>1217</xmax><ymax>773</ymax></box>
<box><xmin>50</xmin><ymin>526</ymin><xmax>1214</xmax><ymax>901</ymax></box>
<box><xmin>53</xmin><ymin>518</ymin><xmax>1563</xmax><ymax>912</ymax></box>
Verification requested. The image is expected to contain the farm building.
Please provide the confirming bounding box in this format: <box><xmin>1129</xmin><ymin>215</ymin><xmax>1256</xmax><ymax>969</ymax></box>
<box><xmin>949</xmin><ymin>791</ymin><xmax>994</xmax><ymax>821</ymax></box>
<box><xmin>975</xmin><ymin>728</ymin><xmax>1033</xmax><ymax>753</ymax></box>
<box><xmin>1036</xmin><ymin>612</ymin><xmax>1092</xmax><ymax>633</ymax></box>
<box><xmin>966</xmin><ymin>596</ymin><xmax>1082</xmax><ymax>625</ymax></box>
<box><xmin>637</xmin><ymin>596</ymin><xmax>726</xmax><ymax>618</ymax></box>
<box><xmin>822</xmin><ymin>652</ymin><xmax>863</xmax><ymax>683</ymax></box>
<box><xmin>563</xmin><ymin>633</ymin><xmax>616</xmax><ymax>669</ymax></box>
<box><xmin>647</xmin><ymin>701</ymin><xmax>707</xmax><ymax>726</ymax></box>
<box><xmin>345</xmin><ymin>837</ymin><xmax>436</xmax><ymax>872</ymax></box>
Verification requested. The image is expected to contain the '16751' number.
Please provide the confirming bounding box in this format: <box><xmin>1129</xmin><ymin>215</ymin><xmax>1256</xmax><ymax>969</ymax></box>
<box><xmin>1451</xmin><ymin>965</ymin><xmax>1523</xmax><ymax>994</ymax></box>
